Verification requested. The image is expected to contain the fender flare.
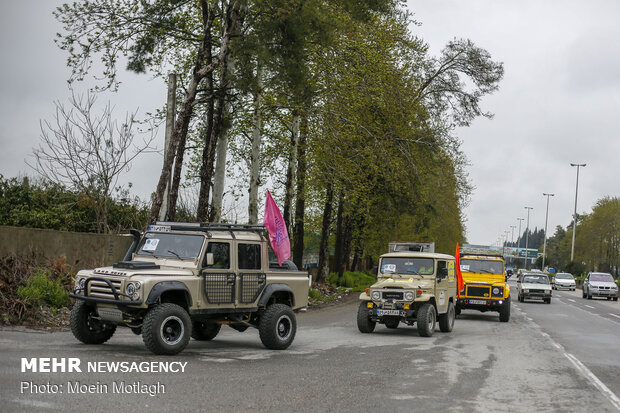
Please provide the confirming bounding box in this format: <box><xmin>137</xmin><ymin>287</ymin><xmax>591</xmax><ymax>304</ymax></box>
<box><xmin>258</xmin><ymin>284</ymin><xmax>295</xmax><ymax>308</ymax></box>
<box><xmin>146</xmin><ymin>281</ymin><xmax>192</xmax><ymax>307</ymax></box>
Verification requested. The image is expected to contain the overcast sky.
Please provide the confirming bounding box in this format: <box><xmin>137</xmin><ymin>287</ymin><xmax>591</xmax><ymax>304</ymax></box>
<box><xmin>1</xmin><ymin>1</ymin><xmax>619</xmax><ymax>246</ymax></box>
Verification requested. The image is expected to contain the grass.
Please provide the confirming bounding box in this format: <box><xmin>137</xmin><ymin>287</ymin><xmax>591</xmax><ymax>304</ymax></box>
<box><xmin>327</xmin><ymin>271</ymin><xmax>376</xmax><ymax>292</ymax></box>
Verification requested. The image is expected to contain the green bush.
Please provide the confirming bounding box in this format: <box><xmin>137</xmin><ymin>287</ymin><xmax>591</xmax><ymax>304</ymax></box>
<box><xmin>309</xmin><ymin>288</ymin><xmax>322</xmax><ymax>300</ymax></box>
<box><xmin>328</xmin><ymin>271</ymin><xmax>376</xmax><ymax>292</ymax></box>
<box><xmin>17</xmin><ymin>269</ymin><xmax>70</xmax><ymax>309</ymax></box>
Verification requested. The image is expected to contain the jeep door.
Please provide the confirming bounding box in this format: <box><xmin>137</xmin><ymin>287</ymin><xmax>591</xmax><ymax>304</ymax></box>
<box><xmin>236</xmin><ymin>242</ymin><xmax>266</xmax><ymax>308</ymax></box>
<box><xmin>202</xmin><ymin>241</ymin><xmax>237</xmax><ymax>307</ymax></box>
<box><xmin>436</xmin><ymin>259</ymin><xmax>454</xmax><ymax>313</ymax></box>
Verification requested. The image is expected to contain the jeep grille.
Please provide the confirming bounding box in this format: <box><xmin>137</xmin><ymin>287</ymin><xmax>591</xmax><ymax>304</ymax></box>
<box><xmin>466</xmin><ymin>285</ymin><xmax>490</xmax><ymax>298</ymax></box>
<box><xmin>239</xmin><ymin>273</ymin><xmax>266</xmax><ymax>304</ymax></box>
<box><xmin>88</xmin><ymin>278</ymin><xmax>124</xmax><ymax>300</ymax></box>
<box><xmin>381</xmin><ymin>291</ymin><xmax>404</xmax><ymax>300</ymax></box>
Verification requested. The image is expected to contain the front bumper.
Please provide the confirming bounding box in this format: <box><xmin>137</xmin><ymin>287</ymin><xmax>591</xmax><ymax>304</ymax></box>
<box><xmin>457</xmin><ymin>298</ymin><xmax>506</xmax><ymax>311</ymax></box>
<box><xmin>71</xmin><ymin>277</ymin><xmax>142</xmax><ymax>306</ymax></box>
<box><xmin>554</xmin><ymin>283</ymin><xmax>575</xmax><ymax>290</ymax></box>
<box><xmin>589</xmin><ymin>289</ymin><xmax>618</xmax><ymax>298</ymax></box>
<box><xmin>522</xmin><ymin>291</ymin><xmax>551</xmax><ymax>300</ymax></box>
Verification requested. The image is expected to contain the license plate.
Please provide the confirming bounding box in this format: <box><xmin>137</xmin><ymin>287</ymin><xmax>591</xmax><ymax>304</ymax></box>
<box><xmin>468</xmin><ymin>299</ymin><xmax>487</xmax><ymax>305</ymax></box>
<box><xmin>148</xmin><ymin>225</ymin><xmax>171</xmax><ymax>232</ymax></box>
<box><xmin>377</xmin><ymin>309</ymin><xmax>402</xmax><ymax>316</ymax></box>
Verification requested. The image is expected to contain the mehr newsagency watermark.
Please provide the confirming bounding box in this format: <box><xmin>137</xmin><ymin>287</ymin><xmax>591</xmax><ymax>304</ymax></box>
<box><xmin>19</xmin><ymin>357</ymin><xmax>188</xmax><ymax>397</ymax></box>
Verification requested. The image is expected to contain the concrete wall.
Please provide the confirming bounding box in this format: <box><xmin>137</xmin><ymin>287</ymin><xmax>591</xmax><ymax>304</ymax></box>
<box><xmin>0</xmin><ymin>226</ymin><xmax>134</xmax><ymax>270</ymax></box>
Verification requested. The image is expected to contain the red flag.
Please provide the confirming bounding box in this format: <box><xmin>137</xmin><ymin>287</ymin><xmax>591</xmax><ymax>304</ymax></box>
<box><xmin>263</xmin><ymin>191</ymin><xmax>291</xmax><ymax>265</ymax></box>
<box><xmin>456</xmin><ymin>243</ymin><xmax>464</xmax><ymax>299</ymax></box>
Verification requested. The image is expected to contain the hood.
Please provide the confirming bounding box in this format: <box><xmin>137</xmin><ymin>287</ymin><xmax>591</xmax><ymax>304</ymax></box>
<box><xmin>590</xmin><ymin>281</ymin><xmax>617</xmax><ymax>288</ymax></box>
<box><xmin>371</xmin><ymin>275</ymin><xmax>431</xmax><ymax>290</ymax></box>
<box><xmin>92</xmin><ymin>265</ymin><xmax>195</xmax><ymax>278</ymax></box>
<box><xmin>462</xmin><ymin>272</ymin><xmax>505</xmax><ymax>284</ymax></box>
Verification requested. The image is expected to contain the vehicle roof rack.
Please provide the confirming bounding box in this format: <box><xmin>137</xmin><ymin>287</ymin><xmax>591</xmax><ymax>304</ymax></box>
<box><xmin>460</xmin><ymin>251</ymin><xmax>504</xmax><ymax>258</ymax></box>
<box><xmin>151</xmin><ymin>222</ymin><xmax>266</xmax><ymax>240</ymax></box>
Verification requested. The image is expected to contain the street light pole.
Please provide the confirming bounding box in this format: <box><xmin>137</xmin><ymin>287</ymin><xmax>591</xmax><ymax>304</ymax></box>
<box><xmin>570</xmin><ymin>163</ymin><xmax>586</xmax><ymax>261</ymax></box>
<box><xmin>510</xmin><ymin>225</ymin><xmax>516</xmax><ymax>266</ymax></box>
<box><xmin>542</xmin><ymin>193</ymin><xmax>555</xmax><ymax>270</ymax></box>
<box><xmin>517</xmin><ymin>217</ymin><xmax>524</xmax><ymax>267</ymax></box>
<box><xmin>524</xmin><ymin>207</ymin><xmax>533</xmax><ymax>269</ymax></box>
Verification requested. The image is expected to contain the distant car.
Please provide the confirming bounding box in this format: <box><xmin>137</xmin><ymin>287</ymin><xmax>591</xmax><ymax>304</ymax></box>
<box><xmin>552</xmin><ymin>272</ymin><xmax>576</xmax><ymax>291</ymax></box>
<box><xmin>582</xmin><ymin>272</ymin><xmax>618</xmax><ymax>301</ymax></box>
<box><xmin>517</xmin><ymin>272</ymin><xmax>552</xmax><ymax>304</ymax></box>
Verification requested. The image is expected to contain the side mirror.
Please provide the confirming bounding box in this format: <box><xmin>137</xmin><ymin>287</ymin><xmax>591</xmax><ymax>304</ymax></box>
<box><xmin>205</xmin><ymin>253</ymin><xmax>214</xmax><ymax>267</ymax></box>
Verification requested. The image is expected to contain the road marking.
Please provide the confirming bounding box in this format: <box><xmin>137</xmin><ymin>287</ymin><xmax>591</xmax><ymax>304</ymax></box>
<box><xmin>585</xmin><ymin>305</ymin><xmax>595</xmax><ymax>309</ymax></box>
<box><xmin>567</xmin><ymin>299</ymin><xmax>576</xmax><ymax>302</ymax></box>
<box><xmin>513</xmin><ymin>304</ymin><xmax>620</xmax><ymax>411</ymax></box>
<box><xmin>564</xmin><ymin>353</ymin><xmax>620</xmax><ymax>411</ymax></box>
<box><xmin>609</xmin><ymin>313</ymin><xmax>620</xmax><ymax>320</ymax></box>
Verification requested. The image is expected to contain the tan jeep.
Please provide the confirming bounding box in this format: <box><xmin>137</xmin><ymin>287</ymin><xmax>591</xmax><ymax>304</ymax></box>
<box><xmin>357</xmin><ymin>251</ymin><xmax>457</xmax><ymax>336</ymax></box>
<box><xmin>70</xmin><ymin>222</ymin><xmax>309</xmax><ymax>355</ymax></box>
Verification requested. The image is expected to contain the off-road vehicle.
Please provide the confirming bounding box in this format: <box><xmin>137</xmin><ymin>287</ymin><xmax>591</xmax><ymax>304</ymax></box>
<box><xmin>70</xmin><ymin>222</ymin><xmax>310</xmax><ymax>355</ymax></box>
<box><xmin>357</xmin><ymin>251</ymin><xmax>457</xmax><ymax>336</ymax></box>
<box><xmin>456</xmin><ymin>249</ymin><xmax>510</xmax><ymax>322</ymax></box>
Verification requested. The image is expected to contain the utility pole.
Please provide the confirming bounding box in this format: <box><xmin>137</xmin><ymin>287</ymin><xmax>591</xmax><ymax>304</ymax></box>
<box><xmin>524</xmin><ymin>207</ymin><xmax>533</xmax><ymax>269</ymax></box>
<box><xmin>510</xmin><ymin>225</ymin><xmax>516</xmax><ymax>266</ymax></box>
<box><xmin>158</xmin><ymin>73</ymin><xmax>177</xmax><ymax>221</ymax></box>
<box><xmin>570</xmin><ymin>163</ymin><xmax>586</xmax><ymax>261</ymax></box>
<box><xmin>542</xmin><ymin>193</ymin><xmax>555</xmax><ymax>270</ymax></box>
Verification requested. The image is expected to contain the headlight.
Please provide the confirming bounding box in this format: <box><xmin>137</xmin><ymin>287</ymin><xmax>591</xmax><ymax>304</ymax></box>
<box><xmin>371</xmin><ymin>291</ymin><xmax>381</xmax><ymax>300</ymax></box>
<box><xmin>524</xmin><ymin>289</ymin><xmax>529</xmax><ymax>293</ymax></box>
<box><xmin>404</xmin><ymin>291</ymin><xmax>414</xmax><ymax>301</ymax></box>
<box><xmin>79</xmin><ymin>278</ymin><xmax>86</xmax><ymax>289</ymax></box>
<box><xmin>492</xmin><ymin>287</ymin><xmax>500</xmax><ymax>295</ymax></box>
<box><xmin>126</xmin><ymin>282</ymin><xmax>142</xmax><ymax>300</ymax></box>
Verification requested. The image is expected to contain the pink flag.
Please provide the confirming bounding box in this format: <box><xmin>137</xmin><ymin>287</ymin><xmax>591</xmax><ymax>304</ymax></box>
<box><xmin>263</xmin><ymin>191</ymin><xmax>291</xmax><ymax>265</ymax></box>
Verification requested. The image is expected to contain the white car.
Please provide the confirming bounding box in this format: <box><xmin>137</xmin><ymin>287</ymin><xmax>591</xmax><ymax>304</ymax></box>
<box><xmin>582</xmin><ymin>272</ymin><xmax>618</xmax><ymax>301</ymax></box>
<box><xmin>517</xmin><ymin>273</ymin><xmax>552</xmax><ymax>304</ymax></box>
<box><xmin>552</xmin><ymin>272</ymin><xmax>576</xmax><ymax>291</ymax></box>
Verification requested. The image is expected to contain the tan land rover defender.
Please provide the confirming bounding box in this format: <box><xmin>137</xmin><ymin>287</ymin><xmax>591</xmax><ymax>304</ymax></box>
<box><xmin>70</xmin><ymin>222</ymin><xmax>309</xmax><ymax>355</ymax></box>
<box><xmin>357</xmin><ymin>251</ymin><xmax>457</xmax><ymax>336</ymax></box>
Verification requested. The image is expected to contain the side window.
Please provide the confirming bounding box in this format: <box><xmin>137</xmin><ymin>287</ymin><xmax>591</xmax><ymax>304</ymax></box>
<box><xmin>437</xmin><ymin>260</ymin><xmax>446</xmax><ymax>276</ymax></box>
<box><xmin>238</xmin><ymin>243</ymin><xmax>261</xmax><ymax>270</ymax></box>
<box><xmin>205</xmin><ymin>242</ymin><xmax>230</xmax><ymax>269</ymax></box>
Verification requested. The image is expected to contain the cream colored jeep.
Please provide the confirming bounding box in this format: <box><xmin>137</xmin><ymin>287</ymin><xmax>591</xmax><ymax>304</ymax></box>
<box><xmin>357</xmin><ymin>252</ymin><xmax>457</xmax><ymax>336</ymax></box>
<box><xmin>70</xmin><ymin>222</ymin><xmax>309</xmax><ymax>355</ymax></box>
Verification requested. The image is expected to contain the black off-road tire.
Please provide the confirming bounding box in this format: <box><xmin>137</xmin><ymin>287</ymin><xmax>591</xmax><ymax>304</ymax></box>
<box><xmin>258</xmin><ymin>304</ymin><xmax>297</xmax><ymax>350</ymax></box>
<box><xmin>439</xmin><ymin>301</ymin><xmax>455</xmax><ymax>332</ymax></box>
<box><xmin>142</xmin><ymin>303</ymin><xmax>192</xmax><ymax>355</ymax></box>
<box><xmin>384</xmin><ymin>317</ymin><xmax>400</xmax><ymax>329</ymax></box>
<box><xmin>70</xmin><ymin>301</ymin><xmax>116</xmax><ymax>344</ymax></box>
<box><xmin>192</xmin><ymin>321</ymin><xmax>221</xmax><ymax>341</ymax></box>
<box><xmin>417</xmin><ymin>303</ymin><xmax>436</xmax><ymax>337</ymax></box>
<box><xmin>357</xmin><ymin>301</ymin><xmax>376</xmax><ymax>333</ymax></box>
<box><xmin>499</xmin><ymin>299</ymin><xmax>511</xmax><ymax>322</ymax></box>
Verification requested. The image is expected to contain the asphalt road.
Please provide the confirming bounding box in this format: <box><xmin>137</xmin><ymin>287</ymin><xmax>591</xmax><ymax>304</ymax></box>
<box><xmin>1</xmin><ymin>284</ymin><xmax>619</xmax><ymax>412</ymax></box>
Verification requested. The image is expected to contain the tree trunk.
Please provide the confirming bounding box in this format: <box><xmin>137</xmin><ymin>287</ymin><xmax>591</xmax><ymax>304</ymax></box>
<box><xmin>341</xmin><ymin>212</ymin><xmax>353</xmax><ymax>275</ymax></box>
<box><xmin>158</xmin><ymin>73</ymin><xmax>177</xmax><ymax>221</ymax></box>
<box><xmin>149</xmin><ymin>3</ymin><xmax>215</xmax><ymax>222</ymax></box>
<box><xmin>283</xmin><ymin>112</ymin><xmax>300</xmax><ymax>232</ymax></box>
<box><xmin>334</xmin><ymin>191</ymin><xmax>344</xmax><ymax>281</ymax></box>
<box><xmin>247</xmin><ymin>68</ymin><xmax>263</xmax><ymax>224</ymax></box>
<box><xmin>196</xmin><ymin>3</ymin><xmax>241</xmax><ymax>221</ymax></box>
<box><xmin>167</xmin><ymin>125</ymin><xmax>186</xmax><ymax>221</ymax></box>
<box><xmin>317</xmin><ymin>184</ymin><xmax>333</xmax><ymax>284</ymax></box>
<box><xmin>292</xmin><ymin>112</ymin><xmax>307</xmax><ymax>268</ymax></box>
<box><xmin>211</xmin><ymin>58</ymin><xmax>237</xmax><ymax>222</ymax></box>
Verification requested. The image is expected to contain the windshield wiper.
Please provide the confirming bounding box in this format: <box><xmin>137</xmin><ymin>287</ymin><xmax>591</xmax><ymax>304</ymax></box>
<box><xmin>167</xmin><ymin>250</ymin><xmax>182</xmax><ymax>259</ymax></box>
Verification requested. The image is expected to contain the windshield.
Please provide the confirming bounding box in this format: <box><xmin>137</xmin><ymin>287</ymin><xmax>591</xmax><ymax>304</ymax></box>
<box><xmin>380</xmin><ymin>257</ymin><xmax>434</xmax><ymax>275</ymax></box>
<box><xmin>591</xmin><ymin>273</ymin><xmax>614</xmax><ymax>282</ymax></box>
<box><xmin>136</xmin><ymin>232</ymin><xmax>205</xmax><ymax>260</ymax></box>
<box><xmin>522</xmin><ymin>275</ymin><xmax>550</xmax><ymax>284</ymax></box>
<box><xmin>555</xmin><ymin>273</ymin><xmax>574</xmax><ymax>280</ymax></box>
<box><xmin>460</xmin><ymin>259</ymin><xmax>503</xmax><ymax>274</ymax></box>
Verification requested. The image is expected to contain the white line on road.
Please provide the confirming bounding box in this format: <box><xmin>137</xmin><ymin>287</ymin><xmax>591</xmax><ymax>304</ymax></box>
<box><xmin>567</xmin><ymin>299</ymin><xmax>576</xmax><ymax>302</ymax></box>
<box><xmin>585</xmin><ymin>305</ymin><xmax>595</xmax><ymax>309</ymax></box>
<box><xmin>609</xmin><ymin>314</ymin><xmax>620</xmax><ymax>320</ymax></box>
<box><xmin>564</xmin><ymin>353</ymin><xmax>620</xmax><ymax>411</ymax></box>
